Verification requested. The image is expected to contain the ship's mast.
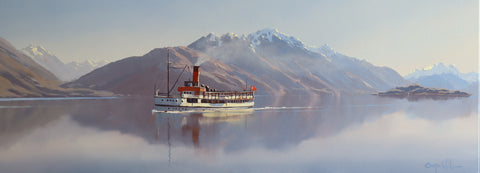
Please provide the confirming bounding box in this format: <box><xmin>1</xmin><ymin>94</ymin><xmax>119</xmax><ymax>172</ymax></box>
<box><xmin>167</xmin><ymin>49</ymin><xmax>170</xmax><ymax>97</ymax></box>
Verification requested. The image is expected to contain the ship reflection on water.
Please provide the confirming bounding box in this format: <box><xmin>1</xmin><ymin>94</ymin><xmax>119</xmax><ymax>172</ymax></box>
<box><xmin>154</xmin><ymin>109</ymin><xmax>254</xmax><ymax>145</ymax></box>
<box><xmin>153</xmin><ymin>109</ymin><xmax>254</xmax><ymax>167</ymax></box>
<box><xmin>0</xmin><ymin>95</ymin><xmax>477</xmax><ymax>173</ymax></box>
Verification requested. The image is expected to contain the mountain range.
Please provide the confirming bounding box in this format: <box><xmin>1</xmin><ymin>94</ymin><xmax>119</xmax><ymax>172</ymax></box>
<box><xmin>5</xmin><ymin>29</ymin><xmax>474</xmax><ymax>98</ymax></box>
<box><xmin>21</xmin><ymin>45</ymin><xmax>109</xmax><ymax>81</ymax></box>
<box><xmin>404</xmin><ymin>63</ymin><xmax>478</xmax><ymax>91</ymax></box>
<box><xmin>62</xmin><ymin>47</ymin><xmax>251</xmax><ymax>96</ymax></box>
<box><xmin>0</xmin><ymin>37</ymin><xmax>109</xmax><ymax>97</ymax></box>
<box><xmin>62</xmin><ymin>28</ymin><xmax>410</xmax><ymax>96</ymax></box>
<box><xmin>188</xmin><ymin>29</ymin><xmax>409</xmax><ymax>95</ymax></box>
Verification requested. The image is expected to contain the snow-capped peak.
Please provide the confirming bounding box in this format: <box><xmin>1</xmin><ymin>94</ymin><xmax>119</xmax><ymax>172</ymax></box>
<box><xmin>206</xmin><ymin>32</ymin><xmax>244</xmax><ymax>41</ymax></box>
<box><xmin>22</xmin><ymin>44</ymin><xmax>54</xmax><ymax>57</ymax></box>
<box><xmin>406</xmin><ymin>63</ymin><xmax>460</xmax><ymax>79</ymax></box>
<box><xmin>248</xmin><ymin>28</ymin><xmax>279</xmax><ymax>43</ymax></box>
<box><xmin>86</xmin><ymin>59</ymin><xmax>95</xmax><ymax>66</ymax></box>
<box><xmin>207</xmin><ymin>33</ymin><xmax>218</xmax><ymax>41</ymax></box>
<box><xmin>247</xmin><ymin>28</ymin><xmax>308</xmax><ymax>50</ymax></box>
<box><xmin>309</xmin><ymin>44</ymin><xmax>337</xmax><ymax>57</ymax></box>
<box><xmin>405</xmin><ymin>63</ymin><xmax>478</xmax><ymax>82</ymax></box>
<box><xmin>194</xmin><ymin>28</ymin><xmax>340</xmax><ymax>58</ymax></box>
<box><xmin>224</xmin><ymin>32</ymin><xmax>238</xmax><ymax>39</ymax></box>
<box><xmin>73</xmin><ymin>59</ymin><xmax>109</xmax><ymax>67</ymax></box>
<box><xmin>201</xmin><ymin>32</ymin><xmax>247</xmax><ymax>48</ymax></box>
<box><xmin>421</xmin><ymin>62</ymin><xmax>456</xmax><ymax>72</ymax></box>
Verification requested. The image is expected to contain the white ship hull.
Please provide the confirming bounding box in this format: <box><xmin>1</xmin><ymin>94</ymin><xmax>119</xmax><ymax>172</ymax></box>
<box><xmin>154</xmin><ymin>96</ymin><xmax>254</xmax><ymax>112</ymax></box>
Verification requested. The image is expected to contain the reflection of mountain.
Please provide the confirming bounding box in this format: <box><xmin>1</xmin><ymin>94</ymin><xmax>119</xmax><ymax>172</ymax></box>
<box><xmin>1</xmin><ymin>96</ymin><xmax>475</xmax><ymax>157</ymax></box>
<box><xmin>21</xmin><ymin>45</ymin><xmax>109</xmax><ymax>81</ymax></box>
<box><xmin>0</xmin><ymin>101</ymin><xmax>72</xmax><ymax>148</ymax></box>
<box><xmin>0</xmin><ymin>98</ymin><xmax>156</xmax><ymax>149</ymax></box>
<box><xmin>68</xmin><ymin>96</ymin><xmax>406</xmax><ymax>152</ymax></box>
<box><xmin>403</xmin><ymin>96</ymin><xmax>477</xmax><ymax>121</ymax></box>
<box><xmin>56</xmin><ymin>96</ymin><xmax>353</xmax><ymax>151</ymax></box>
<box><xmin>221</xmin><ymin>96</ymin><xmax>402</xmax><ymax>150</ymax></box>
<box><xmin>63</xmin><ymin>29</ymin><xmax>409</xmax><ymax>96</ymax></box>
<box><xmin>153</xmin><ymin>95</ymin><xmax>475</xmax><ymax>153</ymax></box>
<box><xmin>67</xmin><ymin>97</ymin><xmax>158</xmax><ymax>143</ymax></box>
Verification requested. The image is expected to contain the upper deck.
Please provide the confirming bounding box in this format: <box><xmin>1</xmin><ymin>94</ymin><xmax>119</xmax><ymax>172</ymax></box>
<box><xmin>175</xmin><ymin>65</ymin><xmax>255</xmax><ymax>101</ymax></box>
<box><xmin>154</xmin><ymin>65</ymin><xmax>255</xmax><ymax>109</ymax></box>
<box><xmin>178</xmin><ymin>90</ymin><xmax>255</xmax><ymax>100</ymax></box>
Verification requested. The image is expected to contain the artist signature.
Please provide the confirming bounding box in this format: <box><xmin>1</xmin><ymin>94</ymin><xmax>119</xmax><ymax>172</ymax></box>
<box><xmin>425</xmin><ymin>159</ymin><xmax>463</xmax><ymax>173</ymax></box>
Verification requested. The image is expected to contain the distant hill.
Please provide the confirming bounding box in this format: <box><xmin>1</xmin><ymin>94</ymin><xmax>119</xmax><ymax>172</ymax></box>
<box><xmin>64</xmin><ymin>59</ymin><xmax>109</xmax><ymax>81</ymax></box>
<box><xmin>63</xmin><ymin>29</ymin><xmax>410</xmax><ymax>97</ymax></box>
<box><xmin>414</xmin><ymin>74</ymin><xmax>470</xmax><ymax>90</ymax></box>
<box><xmin>21</xmin><ymin>45</ymin><xmax>109</xmax><ymax>81</ymax></box>
<box><xmin>0</xmin><ymin>37</ymin><xmax>109</xmax><ymax>97</ymax></box>
<box><xmin>405</xmin><ymin>63</ymin><xmax>478</xmax><ymax>90</ymax></box>
<box><xmin>62</xmin><ymin>47</ymin><xmax>251</xmax><ymax>96</ymax></box>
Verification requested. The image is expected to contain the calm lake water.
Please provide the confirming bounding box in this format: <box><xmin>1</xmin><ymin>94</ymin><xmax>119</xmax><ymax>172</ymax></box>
<box><xmin>0</xmin><ymin>95</ymin><xmax>477</xmax><ymax>173</ymax></box>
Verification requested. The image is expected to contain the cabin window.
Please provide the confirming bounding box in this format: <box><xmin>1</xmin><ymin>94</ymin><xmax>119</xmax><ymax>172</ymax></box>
<box><xmin>187</xmin><ymin>98</ymin><xmax>198</xmax><ymax>103</ymax></box>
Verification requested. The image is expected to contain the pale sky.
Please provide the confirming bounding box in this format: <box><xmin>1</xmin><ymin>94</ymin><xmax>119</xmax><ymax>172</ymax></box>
<box><xmin>0</xmin><ymin>0</ymin><xmax>477</xmax><ymax>75</ymax></box>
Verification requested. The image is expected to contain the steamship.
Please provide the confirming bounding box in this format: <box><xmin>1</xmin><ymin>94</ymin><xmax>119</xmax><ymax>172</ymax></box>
<box><xmin>154</xmin><ymin>65</ymin><xmax>256</xmax><ymax>112</ymax></box>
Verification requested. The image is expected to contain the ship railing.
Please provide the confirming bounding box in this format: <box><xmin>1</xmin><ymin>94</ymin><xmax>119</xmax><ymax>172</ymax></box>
<box><xmin>204</xmin><ymin>91</ymin><xmax>255</xmax><ymax>100</ymax></box>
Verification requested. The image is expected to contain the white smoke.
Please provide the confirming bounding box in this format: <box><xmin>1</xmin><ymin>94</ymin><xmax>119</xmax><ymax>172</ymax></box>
<box><xmin>195</xmin><ymin>54</ymin><xmax>210</xmax><ymax>66</ymax></box>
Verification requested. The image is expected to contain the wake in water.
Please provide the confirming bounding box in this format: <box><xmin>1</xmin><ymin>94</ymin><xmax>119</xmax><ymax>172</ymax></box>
<box><xmin>0</xmin><ymin>97</ymin><xmax>118</xmax><ymax>102</ymax></box>
<box><xmin>152</xmin><ymin>107</ymin><xmax>255</xmax><ymax>114</ymax></box>
<box><xmin>0</xmin><ymin>106</ymin><xmax>32</xmax><ymax>109</ymax></box>
<box><xmin>253</xmin><ymin>106</ymin><xmax>313</xmax><ymax>110</ymax></box>
<box><xmin>152</xmin><ymin>106</ymin><xmax>314</xmax><ymax>114</ymax></box>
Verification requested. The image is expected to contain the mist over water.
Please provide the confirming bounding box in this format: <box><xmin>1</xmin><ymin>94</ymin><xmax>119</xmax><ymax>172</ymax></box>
<box><xmin>0</xmin><ymin>95</ymin><xmax>477</xmax><ymax>173</ymax></box>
